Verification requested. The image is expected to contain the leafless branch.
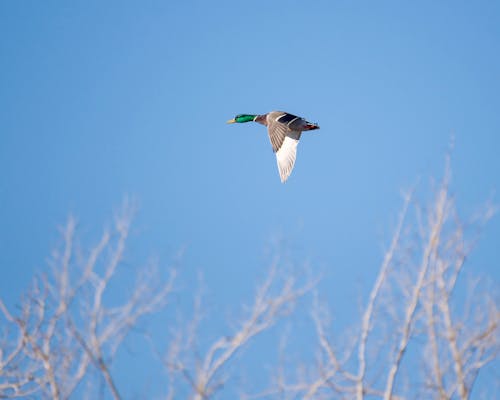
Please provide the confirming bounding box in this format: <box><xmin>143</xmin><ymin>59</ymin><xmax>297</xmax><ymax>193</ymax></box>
<box><xmin>0</xmin><ymin>201</ymin><xmax>176</xmax><ymax>399</ymax></box>
<box><xmin>164</xmin><ymin>263</ymin><xmax>316</xmax><ymax>399</ymax></box>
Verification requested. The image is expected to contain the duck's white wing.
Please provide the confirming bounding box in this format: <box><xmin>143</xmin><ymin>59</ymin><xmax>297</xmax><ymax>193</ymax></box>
<box><xmin>266</xmin><ymin>112</ymin><xmax>303</xmax><ymax>183</ymax></box>
<box><xmin>275</xmin><ymin>130</ymin><xmax>301</xmax><ymax>183</ymax></box>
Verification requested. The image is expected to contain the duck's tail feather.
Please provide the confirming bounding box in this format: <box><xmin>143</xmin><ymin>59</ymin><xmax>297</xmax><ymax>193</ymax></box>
<box><xmin>304</xmin><ymin>122</ymin><xmax>320</xmax><ymax>131</ymax></box>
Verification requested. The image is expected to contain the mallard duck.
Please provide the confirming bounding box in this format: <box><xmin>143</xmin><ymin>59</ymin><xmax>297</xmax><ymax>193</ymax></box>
<box><xmin>227</xmin><ymin>111</ymin><xmax>319</xmax><ymax>183</ymax></box>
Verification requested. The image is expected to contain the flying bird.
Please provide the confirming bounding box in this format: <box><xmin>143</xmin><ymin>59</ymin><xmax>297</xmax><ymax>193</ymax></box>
<box><xmin>227</xmin><ymin>111</ymin><xmax>320</xmax><ymax>183</ymax></box>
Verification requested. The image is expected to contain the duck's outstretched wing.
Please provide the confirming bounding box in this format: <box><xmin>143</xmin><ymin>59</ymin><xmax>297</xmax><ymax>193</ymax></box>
<box><xmin>266</xmin><ymin>111</ymin><xmax>319</xmax><ymax>182</ymax></box>
<box><xmin>266</xmin><ymin>112</ymin><xmax>306</xmax><ymax>183</ymax></box>
<box><xmin>275</xmin><ymin>130</ymin><xmax>301</xmax><ymax>183</ymax></box>
<box><xmin>266</xmin><ymin>112</ymin><xmax>300</xmax><ymax>152</ymax></box>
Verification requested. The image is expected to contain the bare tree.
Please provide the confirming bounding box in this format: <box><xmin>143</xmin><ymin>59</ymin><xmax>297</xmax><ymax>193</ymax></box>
<box><xmin>163</xmin><ymin>263</ymin><xmax>316</xmax><ymax>400</ymax></box>
<box><xmin>261</xmin><ymin>160</ymin><xmax>499</xmax><ymax>399</ymax></box>
<box><xmin>0</xmin><ymin>205</ymin><xmax>315</xmax><ymax>400</ymax></box>
<box><xmin>1</xmin><ymin>162</ymin><xmax>498</xmax><ymax>400</ymax></box>
<box><xmin>0</xmin><ymin>202</ymin><xmax>176</xmax><ymax>399</ymax></box>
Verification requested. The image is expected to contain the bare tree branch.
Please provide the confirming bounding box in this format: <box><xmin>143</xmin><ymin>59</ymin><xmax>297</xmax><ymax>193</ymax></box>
<box><xmin>276</xmin><ymin>159</ymin><xmax>498</xmax><ymax>400</ymax></box>
<box><xmin>356</xmin><ymin>190</ymin><xmax>412</xmax><ymax>400</ymax></box>
<box><xmin>164</xmin><ymin>263</ymin><xmax>316</xmax><ymax>400</ymax></box>
<box><xmin>0</xmin><ymin>202</ymin><xmax>176</xmax><ymax>399</ymax></box>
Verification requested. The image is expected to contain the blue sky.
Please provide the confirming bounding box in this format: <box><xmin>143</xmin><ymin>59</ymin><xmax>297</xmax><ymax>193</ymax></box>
<box><xmin>1</xmin><ymin>1</ymin><xmax>499</xmax><ymax>397</ymax></box>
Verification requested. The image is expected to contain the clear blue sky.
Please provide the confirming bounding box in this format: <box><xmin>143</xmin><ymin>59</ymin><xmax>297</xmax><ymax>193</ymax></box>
<box><xmin>1</xmin><ymin>1</ymin><xmax>499</xmax><ymax>397</ymax></box>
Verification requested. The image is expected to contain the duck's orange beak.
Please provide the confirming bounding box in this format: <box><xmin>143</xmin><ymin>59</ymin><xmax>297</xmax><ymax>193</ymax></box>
<box><xmin>226</xmin><ymin>118</ymin><xmax>236</xmax><ymax>124</ymax></box>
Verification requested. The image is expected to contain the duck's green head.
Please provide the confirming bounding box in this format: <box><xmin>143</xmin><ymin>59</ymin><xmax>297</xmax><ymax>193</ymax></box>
<box><xmin>227</xmin><ymin>114</ymin><xmax>257</xmax><ymax>124</ymax></box>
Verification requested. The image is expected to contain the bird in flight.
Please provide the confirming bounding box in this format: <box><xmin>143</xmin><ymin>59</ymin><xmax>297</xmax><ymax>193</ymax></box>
<box><xmin>227</xmin><ymin>111</ymin><xmax>320</xmax><ymax>183</ymax></box>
